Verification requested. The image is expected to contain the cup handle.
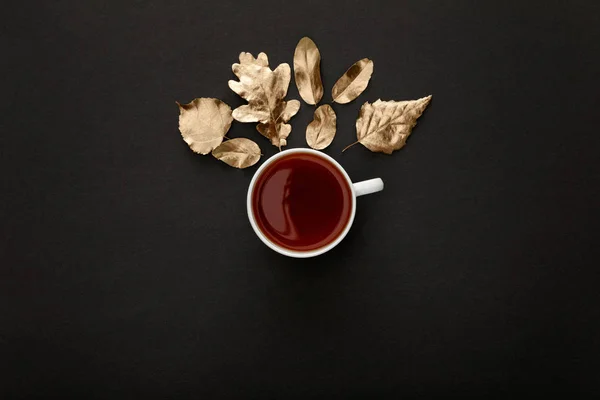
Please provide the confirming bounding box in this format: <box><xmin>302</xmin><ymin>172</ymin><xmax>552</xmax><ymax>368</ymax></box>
<box><xmin>353</xmin><ymin>178</ymin><xmax>384</xmax><ymax>197</ymax></box>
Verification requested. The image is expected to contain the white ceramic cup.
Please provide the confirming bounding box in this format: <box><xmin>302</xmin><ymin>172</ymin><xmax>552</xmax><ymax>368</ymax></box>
<box><xmin>247</xmin><ymin>148</ymin><xmax>384</xmax><ymax>258</ymax></box>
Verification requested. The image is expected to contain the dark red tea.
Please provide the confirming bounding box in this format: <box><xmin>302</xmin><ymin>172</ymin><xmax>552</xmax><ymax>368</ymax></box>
<box><xmin>252</xmin><ymin>152</ymin><xmax>353</xmax><ymax>251</ymax></box>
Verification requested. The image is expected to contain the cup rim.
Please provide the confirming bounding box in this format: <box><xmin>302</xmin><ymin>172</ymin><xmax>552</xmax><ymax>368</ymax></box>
<box><xmin>247</xmin><ymin>148</ymin><xmax>356</xmax><ymax>258</ymax></box>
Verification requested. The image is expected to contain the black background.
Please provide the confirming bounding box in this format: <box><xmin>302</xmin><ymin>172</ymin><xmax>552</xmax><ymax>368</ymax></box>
<box><xmin>2</xmin><ymin>1</ymin><xmax>600</xmax><ymax>398</ymax></box>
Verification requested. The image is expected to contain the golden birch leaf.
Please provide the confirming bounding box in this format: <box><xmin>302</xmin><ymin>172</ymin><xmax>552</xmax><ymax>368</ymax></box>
<box><xmin>306</xmin><ymin>104</ymin><xmax>336</xmax><ymax>150</ymax></box>
<box><xmin>176</xmin><ymin>98</ymin><xmax>232</xmax><ymax>155</ymax></box>
<box><xmin>344</xmin><ymin>96</ymin><xmax>432</xmax><ymax>154</ymax></box>
<box><xmin>228</xmin><ymin>52</ymin><xmax>299</xmax><ymax>149</ymax></box>
<box><xmin>331</xmin><ymin>58</ymin><xmax>374</xmax><ymax>104</ymax></box>
<box><xmin>293</xmin><ymin>37</ymin><xmax>323</xmax><ymax>105</ymax></box>
<box><xmin>211</xmin><ymin>138</ymin><xmax>261</xmax><ymax>169</ymax></box>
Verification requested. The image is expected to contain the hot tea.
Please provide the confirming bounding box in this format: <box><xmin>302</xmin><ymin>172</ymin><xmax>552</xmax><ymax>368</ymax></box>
<box><xmin>251</xmin><ymin>152</ymin><xmax>353</xmax><ymax>252</ymax></box>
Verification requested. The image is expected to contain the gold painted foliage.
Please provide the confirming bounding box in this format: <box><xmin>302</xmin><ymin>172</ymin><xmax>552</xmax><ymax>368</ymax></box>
<box><xmin>212</xmin><ymin>138</ymin><xmax>261</xmax><ymax>169</ymax></box>
<box><xmin>176</xmin><ymin>98</ymin><xmax>261</xmax><ymax>169</ymax></box>
<box><xmin>293</xmin><ymin>38</ymin><xmax>377</xmax><ymax>148</ymax></box>
<box><xmin>176</xmin><ymin>37</ymin><xmax>433</xmax><ymax>171</ymax></box>
<box><xmin>306</xmin><ymin>104</ymin><xmax>337</xmax><ymax>150</ymax></box>
<box><xmin>345</xmin><ymin>96</ymin><xmax>432</xmax><ymax>154</ymax></box>
<box><xmin>228</xmin><ymin>52</ymin><xmax>300</xmax><ymax>149</ymax></box>
<box><xmin>177</xmin><ymin>98</ymin><xmax>232</xmax><ymax>155</ymax></box>
<box><xmin>256</xmin><ymin>100</ymin><xmax>301</xmax><ymax>149</ymax></box>
<box><xmin>293</xmin><ymin>37</ymin><xmax>323</xmax><ymax>105</ymax></box>
<box><xmin>332</xmin><ymin>58</ymin><xmax>374</xmax><ymax>104</ymax></box>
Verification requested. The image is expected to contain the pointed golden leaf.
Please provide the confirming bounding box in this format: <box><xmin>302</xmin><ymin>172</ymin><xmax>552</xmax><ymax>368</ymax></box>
<box><xmin>345</xmin><ymin>96</ymin><xmax>432</xmax><ymax>154</ymax></box>
<box><xmin>293</xmin><ymin>37</ymin><xmax>323</xmax><ymax>105</ymax></box>
<box><xmin>331</xmin><ymin>58</ymin><xmax>374</xmax><ymax>104</ymax></box>
<box><xmin>306</xmin><ymin>104</ymin><xmax>336</xmax><ymax>150</ymax></box>
<box><xmin>176</xmin><ymin>98</ymin><xmax>232</xmax><ymax>155</ymax></box>
<box><xmin>228</xmin><ymin>52</ymin><xmax>300</xmax><ymax>149</ymax></box>
<box><xmin>211</xmin><ymin>138</ymin><xmax>262</xmax><ymax>169</ymax></box>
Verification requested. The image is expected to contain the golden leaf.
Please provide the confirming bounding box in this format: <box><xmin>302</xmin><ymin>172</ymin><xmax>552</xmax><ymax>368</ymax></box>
<box><xmin>228</xmin><ymin>52</ymin><xmax>299</xmax><ymax>149</ymax></box>
<box><xmin>256</xmin><ymin>100</ymin><xmax>300</xmax><ymax>148</ymax></box>
<box><xmin>176</xmin><ymin>98</ymin><xmax>232</xmax><ymax>155</ymax></box>
<box><xmin>293</xmin><ymin>37</ymin><xmax>324</xmax><ymax>105</ymax></box>
<box><xmin>344</xmin><ymin>96</ymin><xmax>432</xmax><ymax>154</ymax></box>
<box><xmin>211</xmin><ymin>138</ymin><xmax>262</xmax><ymax>169</ymax></box>
<box><xmin>331</xmin><ymin>58</ymin><xmax>374</xmax><ymax>104</ymax></box>
<box><xmin>306</xmin><ymin>104</ymin><xmax>337</xmax><ymax>150</ymax></box>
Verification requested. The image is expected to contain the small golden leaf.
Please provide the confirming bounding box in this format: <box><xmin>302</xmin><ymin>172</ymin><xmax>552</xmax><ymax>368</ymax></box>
<box><xmin>211</xmin><ymin>138</ymin><xmax>262</xmax><ymax>169</ymax></box>
<box><xmin>177</xmin><ymin>98</ymin><xmax>232</xmax><ymax>155</ymax></box>
<box><xmin>228</xmin><ymin>52</ymin><xmax>300</xmax><ymax>149</ymax></box>
<box><xmin>344</xmin><ymin>96</ymin><xmax>432</xmax><ymax>154</ymax></box>
<box><xmin>331</xmin><ymin>58</ymin><xmax>374</xmax><ymax>104</ymax></box>
<box><xmin>306</xmin><ymin>104</ymin><xmax>337</xmax><ymax>150</ymax></box>
<box><xmin>293</xmin><ymin>37</ymin><xmax>324</xmax><ymax>105</ymax></box>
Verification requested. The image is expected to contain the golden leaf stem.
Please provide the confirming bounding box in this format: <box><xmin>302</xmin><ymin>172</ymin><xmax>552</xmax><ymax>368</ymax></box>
<box><xmin>342</xmin><ymin>141</ymin><xmax>360</xmax><ymax>152</ymax></box>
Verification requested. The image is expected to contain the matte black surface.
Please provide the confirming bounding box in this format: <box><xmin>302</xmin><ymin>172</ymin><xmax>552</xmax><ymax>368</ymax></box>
<box><xmin>2</xmin><ymin>1</ymin><xmax>599</xmax><ymax>398</ymax></box>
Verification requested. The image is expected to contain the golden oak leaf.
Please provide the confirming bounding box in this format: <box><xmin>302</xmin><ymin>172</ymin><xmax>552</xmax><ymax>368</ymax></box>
<box><xmin>293</xmin><ymin>37</ymin><xmax>323</xmax><ymax>105</ymax></box>
<box><xmin>228</xmin><ymin>52</ymin><xmax>300</xmax><ymax>149</ymax></box>
<box><xmin>306</xmin><ymin>104</ymin><xmax>336</xmax><ymax>150</ymax></box>
<box><xmin>176</xmin><ymin>98</ymin><xmax>232</xmax><ymax>155</ymax></box>
<box><xmin>332</xmin><ymin>58</ymin><xmax>374</xmax><ymax>104</ymax></box>
<box><xmin>256</xmin><ymin>100</ymin><xmax>300</xmax><ymax>148</ymax></box>
<box><xmin>211</xmin><ymin>138</ymin><xmax>262</xmax><ymax>169</ymax></box>
<box><xmin>344</xmin><ymin>96</ymin><xmax>432</xmax><ymax>154</ymax></box>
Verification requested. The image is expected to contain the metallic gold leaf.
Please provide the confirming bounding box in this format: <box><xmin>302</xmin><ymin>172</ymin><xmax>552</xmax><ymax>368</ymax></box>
<box><xmin>256</xmin><ymin>100</ymin><xmax>300</xmax><ymax>149</ymax></box>
<box><xmin>211</xmin><ymin>138</ymin><xmax>261</xmax><ymax>169</ymax></box>
<box><xmin>344</xmin><ymin>96</ymin><xmax>432</xmax><ymax>154</ymax></box>
<box><xmin>331</xmin><ymin>58</ymin><xmax>374</xmax><ymax>104</ymax></box>
<box><xmin>238</xmin><ymin>51</ymin><xmax>269</xmax><ymax>68</ymax></box>
<box><xmin>176</xmin><ymin>98</ymin><xmax>232</xmax><ymax>155</ymax></box>
<box><xmin>306</xmin><ymin>104</ymin><xmax>336</xmax><ymax>150</ymax></box>
<box><xmin>257</xmin><ymin>123</ymin><xmax>291</xmax><ymax>148</ymax></box>
<box><xmin>293</xmin><ymin>37</ymin><xmax>323</xmax><ymax>105</ymax></box>
<box><xmin>228</xmin><ymin>52</ymin><xmax>300</xmax><ymax>149</ymax></box>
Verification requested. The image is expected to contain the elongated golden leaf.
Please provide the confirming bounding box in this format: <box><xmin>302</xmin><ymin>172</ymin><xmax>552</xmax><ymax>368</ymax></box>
<box><xmin>331</xmin><ymin>58</ymin><xmax>374</xmax><ymax>104</ymax></box>
<box><xmin>176</xmin><ymin>98</ymin><xmax>232</xmax><ymax>155</ymax></box>
<box><xmin>293</xmin><ymin>37</ymin><xmax>323</xmax><ymax>105</ymax></box>
<box><xmin>228</xmin><ymin>52</ymin><xmax>300</xmax><ymax>149</ymax></box>
<box><xmin>211</xmin><ymin>138</ymin><xmax>261</xmax><ymax>169</ymax></box>
<box><xmin>345</xmin><ymin>96</ymin><xmax>432</xmax><ymax>154</ymax></box>
<box><xmin>306</xmin><ymin>104</ymin><xmax>336</xmax><ymax>150</ymax></box>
